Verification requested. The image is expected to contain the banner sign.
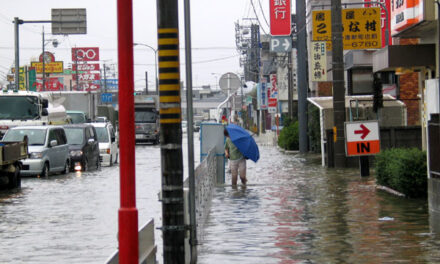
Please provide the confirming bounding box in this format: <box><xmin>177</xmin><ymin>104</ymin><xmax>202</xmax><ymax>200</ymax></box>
<box><xmin>71</xmin><ymin>47</ymin><xmax>100</xmax><ymax>61</ymax></box>
<box><xmin>312</xmin><ymin>7</ymin><xmax>382</xmax><ymax>50</ymax></box>
<box><xmin>72</xmin><ymin>63</ymin><xmax>100</xmax><ymax>71</ymax></box>
<box><xmin>310</xmin><ymin>41</ymin><xmax>327</xmax><ymax>82</ymax></box>
<box><xmin>269</xmin><ymin>0</ymin><xmax>291</xmax><ymax>36</ymax></box>
<box><xmin>31</xmin><ymin>61</ymin><xmax>64</xmax><ymax>73</ymax></box>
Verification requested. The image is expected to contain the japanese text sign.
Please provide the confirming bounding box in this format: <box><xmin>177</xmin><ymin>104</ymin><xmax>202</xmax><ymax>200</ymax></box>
<box><xmin>73</xmin><ymin>63</ymin><xmax>100</xmax><ymax>71</ymax></box>
<box><xmin>345</xmin><ymin>121</ymin><xmax>380</xmax><ymax>156</ymax></box>
<box><xmin>257</xmin><ymin>82</ymin><xmax>268</xmax><ymax>110</ymax></box>
<box><xmin>364</xmin><ymin>0</ymin><xmax>391</xmax><ymax>48</ymax></box>
<box><xmin>31</xmin><ymin>62</ymin><xmax>64</xmax><ymax>74</ymax></box>
<box><xmin>270</xmin><ymin>0</ymin><xmax>291</xmax><ymax>36</ymax></box>
<box><xmin>390</xmin><ymin>0</ymin><xmax>423</xmax><ymax>36</ymax></box>
<box><xmin>310</xmin><ymin>41</ymin><xmax>327</xmax><ymax>82</ymax></box>
<box><xmin>312</xmin><ymin>7</ymin><xmax>382</xmax><ymax>50</ymax></box>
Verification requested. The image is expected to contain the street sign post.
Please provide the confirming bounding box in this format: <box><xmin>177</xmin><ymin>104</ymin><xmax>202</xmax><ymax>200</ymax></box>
<box><xmin>270</xmin><ymin>36</ymin><xmax>292</xmax><ymax>52</ymax></box>
<box><xmin>345</xmin><ymin>120</ymin><xmax>380</xmax><ymax>176</ymax></box>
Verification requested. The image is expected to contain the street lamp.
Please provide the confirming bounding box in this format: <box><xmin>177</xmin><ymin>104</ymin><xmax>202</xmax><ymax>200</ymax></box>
<box><xmin>133</xmin><ymin>42</ymin><xmax>158</xmax><ymax>95</ymax></box>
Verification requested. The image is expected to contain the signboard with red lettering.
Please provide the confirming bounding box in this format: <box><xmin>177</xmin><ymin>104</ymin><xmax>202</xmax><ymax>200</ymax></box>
<box><xmin>345</xmin><ymin>121</ymin><xmax>380</xmax><ymax>156</ymax></box>
<box><xmin>72</xmin><ymin>63</ymin><xmax>100</xmax><ymax>71</ymax></box>
<box><xmin>36</xmin><ymin>77</ymin><xmax>64</xmax><ymax>91</ymax></box>
<box><xmin>71</xmin><ymin>47</ymin><xmax>100</xmax><ymax>61</ymax></box>
<box><xmin>72</xmin><ymin>73</ymin><xmax>101</xmax><ymax>81</ymax></box>
<box><xmin>269</xmin><ymin>0</ymin><xmax>291</xmax><ymax>36</ymax></box>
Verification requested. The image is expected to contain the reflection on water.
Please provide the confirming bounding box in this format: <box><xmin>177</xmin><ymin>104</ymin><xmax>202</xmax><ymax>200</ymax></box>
<box><xmin>198</xmin><ymin>146</ymin><xmax>440</xmax><ymax>263</ymax></box>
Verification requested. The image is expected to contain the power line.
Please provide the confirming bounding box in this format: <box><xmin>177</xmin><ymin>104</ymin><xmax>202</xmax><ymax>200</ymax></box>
<box><xmin>257</xmin><ymin>0</ymin><xmax>270</xmax><ymax>28</ymax></box>
<box><xmin>250</xmin><ymin>0</ymin><xmax>268</xmax><ymax>34</ymax></box>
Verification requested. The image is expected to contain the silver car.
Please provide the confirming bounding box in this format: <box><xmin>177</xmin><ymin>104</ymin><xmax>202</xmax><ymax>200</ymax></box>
<box><xmin>2</xmin><ymin>126</ymin><xmax>70</xmax><ymax>177</ymax></box>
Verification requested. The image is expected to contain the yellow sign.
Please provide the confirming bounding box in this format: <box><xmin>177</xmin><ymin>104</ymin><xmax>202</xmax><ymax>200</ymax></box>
<box><xmin>312</xmin><ymin>7</ymin><xmax>381</xmax><ymax>50</ymax></box>
<box><xmin>31</xmin><ymin>61</ymin><xmax>64</xmax><ymax>73</ymax></box>
<box><xmin>19</xmin><ymin>67</ymin><xmax>25</xmax><ymax>90</ymax></box>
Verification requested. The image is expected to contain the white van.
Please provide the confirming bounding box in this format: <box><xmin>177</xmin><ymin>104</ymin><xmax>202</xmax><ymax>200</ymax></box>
<box><xmin>91</xmin><ymin>122</ymin><xmax>118</xmax><ymax>166</ymax></box>
<box><xmin>2</xmin><ymin>126</ymin><xmax>70</xmax><ymax>177</ymax></box>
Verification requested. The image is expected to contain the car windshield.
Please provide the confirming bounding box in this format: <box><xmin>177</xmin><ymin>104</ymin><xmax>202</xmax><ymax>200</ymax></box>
<box><xmin>135</xmin><ymin>110</ymin><xmax>156</xmax><ymax>123</ymax></box>
<box><xmin>64</xmin><ymin>128</ymin><xmax>84</xmax><ymax>145</ymax></box>
<box><xmin>95</xmin><ymin>127</ymin><xmax>109</xmax><ymax>143</ymax></box>
<box><xmin>0</xmin><ymin>96</ymin><xmax>40</xmax><ymax>120</ymax></box>
<box><xmin>3</xmin><ymin>128</ymin><xmax>46</xmax><ymax>145</ymax></box>
<box><xmin>67</xmin><ymin>113</ymin><xmax>86</xmax><ymax>124</ymax></box>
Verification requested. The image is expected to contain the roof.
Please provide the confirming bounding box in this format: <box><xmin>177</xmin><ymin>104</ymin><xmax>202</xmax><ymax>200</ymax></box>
<box><xmin>307</xmin><ymin>95</ymin><xmax>405</xmax><ymax>110</ymax></box>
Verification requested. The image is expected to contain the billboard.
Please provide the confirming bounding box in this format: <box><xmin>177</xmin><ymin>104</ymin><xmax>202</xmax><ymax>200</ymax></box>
<box><xmin>310</xmin><ymin>41</ymin><xmax>327</xmax><ymax>82</ymax></box>
<box><xmin>312</xmin><ymin>7</ymin><xmax>382</xmax><ymax>50</ymax></box>
<box><xmin>364</xmin><ymin>0</ymin><xmax>391</xmax><ymax>47</ymax></box>
<box><xmin>72</xmin><ymin>63</ymin><xmax>100</xmax><ymax>71</ymax></box>
<box><xmin>31</xmin><ymin>61</ymin><xmax>64</xmax><ymax>73</ymax></box>
<box><xmin>71</xmin><ymin>47</ymin><xmax>100</xmax><ymax>61</ymax></box>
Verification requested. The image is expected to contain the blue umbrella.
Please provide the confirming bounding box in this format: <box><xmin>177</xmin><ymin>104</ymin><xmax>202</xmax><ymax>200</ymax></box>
<box><xmin>226</xmin><ymin>124</ymin><xmax>260</xmax><ymax>162</ymax></box>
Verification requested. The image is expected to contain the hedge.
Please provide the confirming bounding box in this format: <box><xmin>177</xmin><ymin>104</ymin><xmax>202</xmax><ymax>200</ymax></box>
<box><xmin>374</xmin><ymin>148</ymin><xmax>427</xmax><ymax>198</ymax></box>
<box><xmin>278</xmin><ymin>120</ymin><xmax>299</xmax><ymax>150</ymax></box>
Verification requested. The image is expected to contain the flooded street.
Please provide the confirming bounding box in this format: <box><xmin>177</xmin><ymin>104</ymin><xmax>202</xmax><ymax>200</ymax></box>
<box><xmin>0</xmin><ymin>134</ymin><xmax>439</xmax><ymax>263</ymax></box>
<box><xmin>198</xmin><ymin>143</ymin><xmax>440</xmax><ymax>263</ymax></box>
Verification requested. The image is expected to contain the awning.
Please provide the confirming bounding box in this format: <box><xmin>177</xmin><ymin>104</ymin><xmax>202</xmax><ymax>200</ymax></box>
<box><xmin>372</xmin><ymin>44</ymin><xmax>435</xmax><ymax>72</ymax></box>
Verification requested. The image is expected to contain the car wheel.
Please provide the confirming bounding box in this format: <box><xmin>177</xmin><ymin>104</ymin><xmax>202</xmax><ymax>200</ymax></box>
<box><xmin>41</xmin><ymin>163</ymin><xmax>49</xmax><ymax>177</ymax></box>
<box><xmin>114</xmin><ymin>153</ymin><xmax>118</xmax><ymax>164</ymax></box>
<box><xmin>62</xmin><ymin>160</ymin><xmax>70</xmax><ymax>174</ymax></box>
<box><xmin>109</xmin><ymin>155</ymin><xmax>113</xmax><ymax>167</ymax></box>
<box><xmin>7</xmin><ymin>164</ymin><xmax>21</xmax><ymax>189</ymax></box>
<box><xmin>82</xmin><ymin>159</ymin><xmax>88</xmax><ymax>172</ymax></box>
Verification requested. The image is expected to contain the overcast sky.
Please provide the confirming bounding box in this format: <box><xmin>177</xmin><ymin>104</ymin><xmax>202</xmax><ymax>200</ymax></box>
<box><xmin>0</xmin><ymin>0</ymin><xmax>273</xmax><ymax>90</ymax></box>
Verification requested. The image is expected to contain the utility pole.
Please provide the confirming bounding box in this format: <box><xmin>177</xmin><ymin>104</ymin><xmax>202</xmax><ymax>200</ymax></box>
<box><xmin>331</xmin><ymin>0</ymin><xmax>347</xmax><ymax>167</ymax></box>
<box><xmin>296</xmin><ymin>0</ymin><xmax>308</xmax><ymax>153</ymax></box>
<box><xmin>14</xmin><ymin>17</ymin><xmax>22</xmax><ymax>91</ymax></box>
<box><xmin>157</xmin><ymin>0</ymin><xmax>185</xmax><ymax>263</ymax></box>
<box><xmin>42</xmin><ymin>27</ymin><xmax>46</xmax><ymax>91</ymax></box>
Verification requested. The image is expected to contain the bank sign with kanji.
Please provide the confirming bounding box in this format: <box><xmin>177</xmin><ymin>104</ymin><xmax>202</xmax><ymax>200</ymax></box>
<box><xmin>345</xmin><ymin>121</ymin><xmax>380</xmax><ymax>157</ymax></box>
<box><xmin>312</xmin><ymin>7</ymin><xmax>381</xmax><ymax>50</ymax></box>
<box><xmin>269</xmin><ymin>0</ymin><xmax>291</xmax><ymax>36</ymax></box>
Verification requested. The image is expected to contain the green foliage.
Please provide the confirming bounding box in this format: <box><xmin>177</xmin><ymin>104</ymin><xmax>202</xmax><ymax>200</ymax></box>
<box><xmin>375</xmin><ymin>148</ymin><xmax>427</xmax><ymax>198</ymax></box>
<box><xmin>278</xmin><ymin>120</ymin><xmax>299</xmax><ymax>150</ymax></box>
<box><xmin>308</xmin><ymin>104</ymin><xmax>321</xmax><ymax>153</ymax></box>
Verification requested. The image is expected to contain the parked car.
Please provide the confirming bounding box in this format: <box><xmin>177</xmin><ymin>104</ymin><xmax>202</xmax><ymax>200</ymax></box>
<box><xmin>64</xmin><ymin>124</ymin><xmax>100</xmax><ymax>172</ymax></box>
<box><xmin>91</xmin><ymin>122</ymin><xmax>118</xmax><ymax>166</ymax></box>
<box><xmin>2</xmin><ymin>126</ymin><xmax>70</xmax><ymax>177</ymax></box>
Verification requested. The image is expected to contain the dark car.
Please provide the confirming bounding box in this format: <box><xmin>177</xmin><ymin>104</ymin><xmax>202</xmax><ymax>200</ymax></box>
<box><xmin>63</xmin><ymin>124</ymin><xmax>100</xmax><ymax>172</ymax></box>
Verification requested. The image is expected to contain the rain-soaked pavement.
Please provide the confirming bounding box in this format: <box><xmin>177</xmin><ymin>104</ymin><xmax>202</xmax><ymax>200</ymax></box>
<box><xmin>197</xmin><ymin>136</ymin><xmax>440</xmax><ymax>263</ymax></box>
<box><xmin>0</xmin><ymin>133</ymin><xmax>440</xmax><ymax>263</ymax></box>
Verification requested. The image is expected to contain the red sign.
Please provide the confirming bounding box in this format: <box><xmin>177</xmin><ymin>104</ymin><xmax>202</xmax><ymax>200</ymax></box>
<box><xmin>36</xmin><ymin>77</ymin><xmax>64</xmax><ymax>91</ymax></box>
<box><xmin>39</xmin><ymin>51</ymin><xmax>55</xmax><ymax>63</ymax></box>
<box><xmin>74</xmin><ymin>82</ymin><xmax>101</xmax><ymax>91</ymax></box>
<box><xmin>73</xmin><ymin>63</ymin><xmax>100</xmax><ymax>71</ymax></box>
<box><xmin>71</xmin><ymin>47</ymin><xmax>100</xmax><ymax>61</ymax></box>
<box><xmin>72</xmin><ymin>73</ymin><xmax>101</xmax><ymax>81</ymax></box>
<box><xmin>390</xmin><ymin>0</ymin><xmax>423</xmax><ymax>35</ymax></box>
<box><xmin>269</xmin><ymin>0</ymin><xmax>291</xmax><ymax>36</ymax></box>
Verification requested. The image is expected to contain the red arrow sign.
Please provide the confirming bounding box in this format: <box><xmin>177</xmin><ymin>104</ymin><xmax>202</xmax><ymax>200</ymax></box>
<box><xmin>354</xmin><ymin>124</ymin><xmax>370</xmax><ymax>139</ymax></box>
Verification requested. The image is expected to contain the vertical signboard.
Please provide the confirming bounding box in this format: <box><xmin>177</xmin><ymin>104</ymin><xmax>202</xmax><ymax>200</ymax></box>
<box><xmin>269</xmin><ymin>0</ymin><xmax>291</xmax><ymax>36</ymax></box>
<box><xmin>312</xmin><ymin>7</ymin><xmax>382</xmax><ymax>50</ymax></box>
<box><xmin>257</xmin><ymin>82</ymin><xmax>268</xmax><ymax>110</ymax></box>
<box><xmin>310</xmin><ymin>41</ymin><xmax>327</xmax><ymax>82</ymax></box>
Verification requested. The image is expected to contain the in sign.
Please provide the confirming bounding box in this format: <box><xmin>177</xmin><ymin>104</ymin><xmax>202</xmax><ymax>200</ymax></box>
<box><xmin>345</xmin><ymin>121</ymin><xmax>380</xmax><ymax>156</ymax></box>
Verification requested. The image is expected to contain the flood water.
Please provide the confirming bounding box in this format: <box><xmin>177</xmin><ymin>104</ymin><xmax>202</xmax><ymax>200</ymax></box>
<box><xmin>0</xmin><ymin>135</ymin><xmax>439</xmax><ymax>263</ymax></box>
<box><xmin>197</xmin><ymin>144</ymin><xmax>440</xmax><ymax>263</ymax></box>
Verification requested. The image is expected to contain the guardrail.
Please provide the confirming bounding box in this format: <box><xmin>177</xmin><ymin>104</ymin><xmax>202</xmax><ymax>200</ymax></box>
<box><xmin>106</xmin><ymin>219</ymin><xmax>157</xmax><ymax>264</ymax></box>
